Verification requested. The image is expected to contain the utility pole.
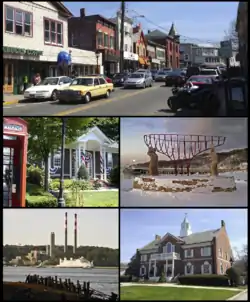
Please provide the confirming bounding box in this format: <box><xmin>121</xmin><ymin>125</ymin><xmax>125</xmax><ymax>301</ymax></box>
<box><xmin>120</xmin><ymin>1</ymin><xmax>125</xmax><ymax>73</ymax></box>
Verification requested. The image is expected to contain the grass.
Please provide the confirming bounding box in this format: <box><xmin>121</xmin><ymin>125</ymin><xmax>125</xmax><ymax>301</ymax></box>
<box><xmin>120</xmin><ymin>286</ymin><xmax>242</xmax><ymax>300</ymax></box>
<box><xmin>65</xmin><ymin>191</ymin><xmax>118</xmax><ymax>207</ymax></box>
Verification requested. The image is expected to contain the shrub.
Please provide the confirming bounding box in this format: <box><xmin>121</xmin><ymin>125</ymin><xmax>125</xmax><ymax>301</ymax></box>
<box><xmin>120</xmin><ymin>275</ymin><xmax>132</xmax><ymax>282</ymax></box>
<box><xmin>49</xmin><ymin>179</ymin><xmax>93</xmax><ymax>191</ymax></box>
<box><xmin>26</xmin><ymin>183</ymin><xmax>49</xmax><ymax>196</ymax></box>
<box><xmin>92</xmin><ymin>179</ymin><xmax>102</xmax><ymax>190</ymax></box>
<box><xmin>49</xmin><ymin>179</ymin><xmax>74</xmax><ymax>191</ymax></box>
<box><xmin>26</xmin><ymin>195</ymin><xmax>57</xmax><ymax>207</ymax></box>
<box><xmin>77</xmin><ymin>164</ymin><xmax>89</xmax><ymax>180</ymax></box>
<box><xmin>108</xmin><ymin>166</ymin><xmax>119</xmax><ymax>187</ymax></box>
<box><xmin>27</xmin><ymin>166</ymin><xmax>44</xmax><ymax>187</ymax></box>
<box><xmin>158</xmin><ymin>272</ymin><xmax>167</xmax><ymax>283</ymax></box>
<box><xmin>71</xmin><ymin>180</ymin><xmax>93</xmax><ymax>191</ymax></box>
<box><xmin>226</xmin><ymin>267</ymin><xmax>241</xmax><ymax>286</ymax></box>
<box><xmin>178</xmin><ymin>274</ymin><xmax>229</xmax><ymax>287</ymax></box>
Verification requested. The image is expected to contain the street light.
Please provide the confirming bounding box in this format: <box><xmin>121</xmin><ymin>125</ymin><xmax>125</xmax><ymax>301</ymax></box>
<box><xmin>58</xmin><ymin>118</ymin><xmax>67</xmax><ymax>207</ymax></box>
<box><xmin>95</xmin><ymin>50</ymin><xmax>100</xmax><ymax>74</ymax></box>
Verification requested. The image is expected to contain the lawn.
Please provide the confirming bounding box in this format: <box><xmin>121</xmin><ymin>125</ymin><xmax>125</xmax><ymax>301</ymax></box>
<box><xmin>65</xmin><ymin>191</ymin><xmax>118</xmax><ymax>207</ymax></box>
<box><xmin>120</xmin><ymin>286</ymin><xmax>241</xmax><ymax>300</ymax></box>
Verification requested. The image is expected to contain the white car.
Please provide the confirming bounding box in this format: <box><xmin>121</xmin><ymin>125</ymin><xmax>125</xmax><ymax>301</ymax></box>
<box><xmin>24</xmin><ymin>76</ymin><xmax>72</xmax><ymax>101</ymax></box>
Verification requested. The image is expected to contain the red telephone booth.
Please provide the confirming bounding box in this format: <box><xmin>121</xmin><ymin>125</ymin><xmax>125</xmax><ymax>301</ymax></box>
<box><xmin>3</xmin><ymin>118</ymin><xmax>28</xmax><ymax>207</ymax></box>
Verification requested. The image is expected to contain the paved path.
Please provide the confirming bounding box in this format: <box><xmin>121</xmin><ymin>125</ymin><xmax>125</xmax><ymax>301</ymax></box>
<box><xmin>229</xmin><ymin>290</ymin><xmax>248</xmax><ymax>300</ymax></box>
<box><xmin>120</xmin><ymin>282</ymin><xmax>244</xmax><ymax>291</ymax></box>
<box><xmin>3</xmin><ymin>84</ymin><xmax>199</xmax><ymax>116</ymax></box>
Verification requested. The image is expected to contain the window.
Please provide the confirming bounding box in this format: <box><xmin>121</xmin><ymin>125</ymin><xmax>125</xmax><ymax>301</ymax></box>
<box><xmin>130</xmin><ymin>45</ymin><xmax>133</xmax><ymax>52</ymax></box>
<box><xmin>201</xmin><ymin>247</ymin><xmax>211</xmax><ymax>257</ymax></box>
<box><xmin>218</xmin><ymin>248</ymin><xmax>222</xmax><ymax>257</ymax></box>
<box><xmin>140</xmin><ymin>266</ymin><xmax>145</xmax><ymax>276</ymax></box>
<box><xmin>166</xmin><ymin>242</ymin><xmax>172</xmax><ymax>253</ymax></box>
<box><xmin>54</xmin><ymin>152</ymin><xmax>61</xmax><ymax>167</ymax></box>
<box><xmin>220</xmin><ymin>262</ymin><xmax>224</xmax><ymax>274</ymax></box>
<box><xmin>71</xmin><ymin>33</ymin><xmax>78</xmax><ymax>47</ymax></box>
<box><xmin>185</xmin><ymin>249</ymin><xmax>193</xmax><ymax>258</ymax></box>
<box><xmin>185</xmin><ymin>262</ymin><xmax>193</xmax><ymax>275</ymax></box>
<box><xmin>94</xmin><ymin>79</ymin><xmax>100</xmax><ymax>85</ymax></box>
<box><xmin>97</xmin><ymin>31</ymin><xmax>103</xmax><ymax>46</ymax></box>
<box><xmin>169</xmin><ymin>43</ymin><xmax>172</xmax><ymax>51</ymax></box>
<box><xmin>98</xmin><ymin>77</ymin><xmax>106</xmax><ymax>84</ymax></box>
<box><xmin>44</xmin><ymin>18</ymin><xmax>63</xmax><ymax>46</ymax></box>
<box><xmin>110</xmin><ymin>36</ymin><xmax>114</xmax><ymax>49</ymax></box>
<box><xmin>140</xmin><ymin>255</ymin><xmax>147</xmax><ymax>261</ymax></box>
<box><xmin>202</xmin><ymin>261</ymin><xmax>211</xmax><ymax>274</ymax></box>
<box><xmin>125</xmin><ymin>44</ymin><xmax>128</xmax><ymax>51</ymax></box>
<box><xmin>104</xmin><ymin>33</ymin><xmax>109</xmax><ymax>47</ymax></box>
<box><xmin>176</xmin><ymin>45</ymin><xmax>178</xmax><ymax>53</ymax></box>
<box><xmin>5</xmin><ymin>6</ymin><xmax>32</xmax><ymax>36</ymax></box>
<box><xmin>225</xmin><ymin>252</ymin><xmax>228</xmax><ymax>260</ymax></box>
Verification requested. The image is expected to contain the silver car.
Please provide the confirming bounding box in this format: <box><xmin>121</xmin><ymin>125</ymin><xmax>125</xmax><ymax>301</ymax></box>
<box><xmin>124</xmin><ymin>73</ymin><xmax>153</xmax><ymax>89</ymax></box>
<box><xmin>154</xmin><ymin>71</ymin><xmax>169</xmax><ymax>82</ymax></box>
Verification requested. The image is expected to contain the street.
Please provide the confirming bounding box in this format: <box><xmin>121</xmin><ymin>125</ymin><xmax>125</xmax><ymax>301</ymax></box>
<box><xmin>3</xmin><ymin>83</ymin><xmax>197</xmax><ymax>117</ymax></box>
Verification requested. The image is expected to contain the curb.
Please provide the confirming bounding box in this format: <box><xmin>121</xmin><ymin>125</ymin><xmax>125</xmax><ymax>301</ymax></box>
<box><xmin>3</xmin><ymin>100</ymin><xmax>21</xmax><ymax>105</ymax></box>
<box><xmin>227</xmin><ymin>289</ymin><xmax>248</xmax><ymax>300</ymax></box>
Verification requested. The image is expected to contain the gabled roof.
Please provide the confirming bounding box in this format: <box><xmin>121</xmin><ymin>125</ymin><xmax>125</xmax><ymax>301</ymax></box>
<box><xmin>139</xmin><ymin>238</ymin><xmax>159</xmax><ymax>251</ymax></box>
<box><xmin>168</xmin><ymin>22</ymin><xmax>178</xmax><ymax>37</ymax></box>
<box><xmin>52</xmin><ymin>2</ymin><xmax>73</xmax><ymax>17</ymax></box>
<box><xmin>180</xmin><ymin>229</ymin><xmax>220</xmax><ymax>245</ymax></box>
<box><xmin>77</xmin><ymin>126</ymin><xmax>112</xmax><ymax>144</ymax></box>
<box><xmin>159</xmin><ymin>232</ymin><xmax>185</xmax><ymax>244</ymax></box>
<box><xmin>146</xmin><ymin>29</ymin><xmax>167</xmax><ymax>38</ymax></box>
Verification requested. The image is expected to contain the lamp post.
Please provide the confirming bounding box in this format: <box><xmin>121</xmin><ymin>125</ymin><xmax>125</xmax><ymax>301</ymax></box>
<box><xmin>95</xmin><ymin>50</ymin><xmax>100</xmax><ymax>74</ymax></box>
<box><xmin>58</xmin><ymin>118</ymin><xmax>67</xmax><ymax>207</ymax></box>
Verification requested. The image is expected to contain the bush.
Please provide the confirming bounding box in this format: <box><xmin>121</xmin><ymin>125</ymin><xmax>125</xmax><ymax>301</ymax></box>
<box><xmin>27</xmin><ymin>166</ymin><xmax>44</xmax><ymax>187</ymax></box>
<box><xmin>26</xmin><ymin>195</ymin><xmax>57</xmax><ymax>207</ymax></box>
<box><xmin>178</xmin><ymin>274</ymin><xmax>229</xmax><ymax>287</ymax></box>
<box><xmin>120</xmin><ymin>275</ymin><xmax>132</xmax><ymax>282</ymax></box>
<box><xmin>158</xmin><ymin>272</ymin><xmax>167</xmax><ymax>283</ymax></box>
<box><xmin>226</xmin><ymin>267</ymin><xmax>241</xmax><ymax>286</ymax></box>
<box><xmin>71</xmin><ymin>180</ymin><xmax>93</xmax><ymax>191</ymax></box>
<box><xmin>77</xmin><ymin>165</ymin><xmax>89</xmax><ymax>180</ymax></box>
<box><xmin>92</xmin><ymin>179</ymin><xmax>102</xmax><ymax>190</ymax></box>
<box><xmin>26</xmin><ymin>183</ymin><xmax>49</xmax><ymax>196</ymax></box>
<box><xmin>49</xmin><ymin>179</ymin><xmax>93</xmax><ymax>191</ymax></box>
<box><xmin>108</xmin><ymin>166</ymin><xmax>119</xmax><ymax>187</ymax></box>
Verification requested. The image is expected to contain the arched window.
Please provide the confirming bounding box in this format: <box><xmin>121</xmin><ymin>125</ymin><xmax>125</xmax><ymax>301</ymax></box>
<box><xmin>202</xmin><ymin>261</ymin><xmax>211</xmax><ymax>274</ymax></box>
<box><xmin>166</xmin><ymin>242</ymin><xmax>172</xmax><ymax>253</ymax></box>
<box><xmin>220</xmin><ymin>261</ymin><xmax>224</xmax><ymax>274</ymax></box>
<box><xmin>186</xmin><ymin>262</ymin><xmax>193</xmax><ymax>275</ymax></box>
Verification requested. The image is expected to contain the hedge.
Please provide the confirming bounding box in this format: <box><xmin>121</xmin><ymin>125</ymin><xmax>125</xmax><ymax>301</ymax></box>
<box><xmin>178</xmin><ymin>274</ymin><xmax>229</xmax><ymax>287</ymax></box>
<box><xmin>26</xmin><ymin>195</ymin><xmax>58</xmax><ymax>207</ymax></box>
<box><xmin>49</xmin><ymin>179</ymin><xmax>93</xmax><ymax>191</ymax></box>
<box><xmin>120</xmin><ymin>275</ymin><xmax>132</xmax><ymax>282</ymax></box>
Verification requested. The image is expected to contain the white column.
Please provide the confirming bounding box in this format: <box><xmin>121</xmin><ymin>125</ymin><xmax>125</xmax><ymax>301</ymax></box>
<box><xmin>166</xmin><ymin>259</ymin><xmax>167</xmax><ymax>277</ymax></box>
<box><xmin>100</xmin><ymin>145</ymin><xmax>104</xmax><ymax>180</ymax></box>
<box><xmin>148</xmin><ymin>260</ymin><xmax>151</xmax><ymax>278</ymax></box>
<box><xmin>93</xmin><ymin>151</ymin><xmax>96</xmax><ymax>179</ymax></box>
<box><xmin>103</xmin><ymin>148</ymin><xmax>107</xmax><ymax>181</ymax></box>
<box><xmin>154</xmin><ymin>260</ymin><xmax>156</xmax><ymax>277</ymax></box>
<box><xmin>172</xmin><ymin>260</ymin><xmax>174</xmax><ymax>278</ymax></box>
<box><xmin>69</xmin><ymin>149</ymin><xmax>72</xmax><ymax>178</ymax></box>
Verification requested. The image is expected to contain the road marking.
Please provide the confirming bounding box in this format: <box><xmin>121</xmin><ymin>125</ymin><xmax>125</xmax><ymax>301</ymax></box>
<box><xmin>3</xmin><ymin>100</ymin><xmax>21</xmax><ymax>105</ymax></box>
<box><xmin>53</xmin><ymin>86</ymin><xmax>158</xmax><ymax>116</ymax></box>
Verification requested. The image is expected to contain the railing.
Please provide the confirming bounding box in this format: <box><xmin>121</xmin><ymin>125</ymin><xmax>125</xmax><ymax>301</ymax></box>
<box><xmin>150</xmin><ymin>252</ymin><xmax>180</xmax><ymax>261</ymax></box>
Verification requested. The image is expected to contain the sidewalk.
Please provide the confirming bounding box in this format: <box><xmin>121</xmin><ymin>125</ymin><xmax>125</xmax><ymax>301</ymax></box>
<box><xmin>3</xmin><ymin>94</ymin><xmax>24</xmax><ymax>105</ymax></box>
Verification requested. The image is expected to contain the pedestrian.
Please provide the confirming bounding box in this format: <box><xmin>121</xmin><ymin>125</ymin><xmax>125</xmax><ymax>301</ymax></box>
<box><xmin>23</xmin><ymin>75</ymin><xmax>28</xmax><ymax>92</ymax></box>
<box><xmin>33</xmin><ymin>73</ymin><xmax>41</xmax><ymax>86</ymax></box>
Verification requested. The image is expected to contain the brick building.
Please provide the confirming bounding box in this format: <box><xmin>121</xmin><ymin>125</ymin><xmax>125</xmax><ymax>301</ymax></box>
<box><xmin>68</xmin><ymin>8</ymin><xmax>119</xmax><ymax>75</ymax></box>
<box><xmin>137</xmin><ymin>215</ymin><xmax>233</xmax><ymax>280</ymax></box>
<box><xmin>133</xmin><ymin>24</ymin><xmax>150</xmax><ymax>69</ymax></box>
<box><xmin>145</xmin><ymin>23</ymin><xmax>180</xmax><ymax>69</ymax></box>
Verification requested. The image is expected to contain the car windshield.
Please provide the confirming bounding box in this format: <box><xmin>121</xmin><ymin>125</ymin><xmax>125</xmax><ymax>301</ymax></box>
<box><xmin>71</xmin><ymin>78</ymin><xmax>93</xmax><ymax>86</ymax></box>
<box><xmin>39</xmin><ymin>78</ymin><xmax>59</xmax><ymax>85</ymax></box>
<box><xmin>129</xmin><ymin>74</ymin><xmax>144</xmax><ymax>78</ymax></box>
<box><xmin>200</xmin><ymin>70</ymin><xmax>217</xmax><ymax>75</ymax></box>
<box><xmin>113</xmin><ymin>73</ymin><xmax>125</xmax><ymax>78</ymax></box>
<box><xmin>189</xmin><ymin>77</ymin><xmax>212</xmax><ymax>84</ymax></box>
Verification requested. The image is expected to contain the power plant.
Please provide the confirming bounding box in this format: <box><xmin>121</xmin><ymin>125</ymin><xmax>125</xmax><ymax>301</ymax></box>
<box><xmin>48</xmin><ymin>212</ymin><xmax>78</xmax><ymax>256</ymax></box>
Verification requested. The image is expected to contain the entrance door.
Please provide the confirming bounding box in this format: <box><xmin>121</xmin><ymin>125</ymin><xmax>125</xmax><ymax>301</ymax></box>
<box><xmin>49</xmin><ymin>66</ymin><xmax>58</xmax><ymax>77</ymax></box>
<box><xmin>4</xmin><ymin>62</ymin><xmax>14</xmax><ymax>93</ymax></box>
<box><xmin>3</xmin><ymin>147</ymin><xmax>14</xmax><ymax>207</ymax></box>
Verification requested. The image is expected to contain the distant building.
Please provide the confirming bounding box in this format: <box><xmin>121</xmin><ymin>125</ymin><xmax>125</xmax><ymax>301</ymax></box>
<box><xmin>46</xmin><ymin>245</ymin><xmax>50</xmax><ymax>256</ymax></box>
<box><xmin>50</xmin><ymin>232</ymin><xmax>55</xmax><ymax>258</ymax></box>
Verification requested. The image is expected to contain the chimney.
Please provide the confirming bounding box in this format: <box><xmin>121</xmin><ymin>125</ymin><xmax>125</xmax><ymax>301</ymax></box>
<box><xmin>64</xmin><ymin>212</ymin><xmax>68</xmax><ymax>253</ymax></box>
<box><xmin>155</xmin><ymin>235</ymin><xmax>161</xmax><ymax>240</ymax></box>
<box><xmin>80</xmin><ymin>8</ymin><xmax>85</xmax><ymax>18</ymax></box>
<box><xmin>73</xmin><ymin>213</ymin><xmax>77</xmax><ymax>254</ymax></box>
<box><xmin>221</xmin><ymin>220</ymin><xmax>225</xmax><ymax>228</ymax></box>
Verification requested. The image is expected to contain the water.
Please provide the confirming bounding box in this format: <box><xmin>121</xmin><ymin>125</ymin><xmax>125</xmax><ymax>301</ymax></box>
<box><xmin>3</xmin><ymin>267</ymin><xmax>118</xmax><ymax>295</ymax></box>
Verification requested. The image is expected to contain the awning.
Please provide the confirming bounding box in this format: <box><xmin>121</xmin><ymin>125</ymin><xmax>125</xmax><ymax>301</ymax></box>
<box><xmin>139</xmin><ymin>57</ymin><xmax>145</xmax><ymax>65</ymax></box>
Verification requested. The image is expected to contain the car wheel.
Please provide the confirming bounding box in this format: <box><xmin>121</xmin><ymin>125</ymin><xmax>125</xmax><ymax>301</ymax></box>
<box><xmin>105</xmin><ymin>90</ymin><xmax>110</xmax><ymax>98</ymax></box>
<box><xmin>84</xmin><ymin>93</ymin><xmax>91</xmax><ymax>103</ymax></box>
<box><xmin>167</xmin><ymin>96</ymin><xmax>178</xmax><ymax>113</ymax></box>
<box><xmin>51</xmin><ymin>90</ymin><xmax>57</xmax><ymax>101</ymax></box>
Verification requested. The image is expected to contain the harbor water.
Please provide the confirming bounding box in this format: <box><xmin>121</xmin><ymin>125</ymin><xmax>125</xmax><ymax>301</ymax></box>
<box><xmin>3</xmin><ymin>266</ymin><xmax>118</xmax><ymax>295</ymax></box>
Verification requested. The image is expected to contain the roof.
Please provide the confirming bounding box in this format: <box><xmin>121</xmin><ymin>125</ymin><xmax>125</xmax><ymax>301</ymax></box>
<box><xmin>139</xmin><ymin>228</ymin><xmax>221</xmax><ymax>251</ymax></box>
<box><xmin>52</xmin><ymin>2</ymin><xmax>73</xmax><ymax>17</ymax></box>
<box><xmin>168</xmin><ymin>22</ymin><xmax>178</xmax><ymax>37</ymax></box>
<box><xmin>85</xmin><ymin>14</ymin><xmax>116</xmax><ymax>26</ymax></box>
<box><xmin>146</xmin><ymin>29</ymin><xmax>167</xmax><ymax>38</ymax></box>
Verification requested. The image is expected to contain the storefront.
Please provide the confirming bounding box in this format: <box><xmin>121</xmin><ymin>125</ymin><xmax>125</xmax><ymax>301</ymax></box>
<box><xmin>101</xmin><ymin>49</ymin><xmax>119</xmax><ymax>76</ymax></box>
<box><xmin>150</xmin><ymin>58</ymin><xmax>161</xmax><ymax>70</ymax></box>
<box><xmin>123</xmin><ymin>52</ymin><xmax>138</xmax><ymax>71</ymax></box>
<box><xmin>138</xmin><ymin>56</ymin><xmax>150</xmax><ymax>69</ymax></box>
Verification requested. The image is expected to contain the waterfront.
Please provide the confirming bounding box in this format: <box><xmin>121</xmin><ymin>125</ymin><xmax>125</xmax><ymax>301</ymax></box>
<box><xmin>3</xmin><ymin>267</ymin><xmax>118</xmax><ymax>294</ymax></box>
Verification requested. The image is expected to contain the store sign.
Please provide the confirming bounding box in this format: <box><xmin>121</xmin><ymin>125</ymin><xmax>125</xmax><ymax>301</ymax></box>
<box><xmin>4</xmin><ymin>124</ymin><xmax>23</xmax><ymax>131</ymax></box>
<box><xmin>3</xmin><ymin>46</ymin><xmax>43</xmax><ymax>56</ymax></box>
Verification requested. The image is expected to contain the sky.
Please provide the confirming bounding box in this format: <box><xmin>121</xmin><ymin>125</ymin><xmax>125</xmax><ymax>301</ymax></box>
<box><xmin>120</xmin><ymin>209</ymin><xmax>248</xmax><ymax>262</ymax></box>
<box><xmin>120</xmin><ymin>118</ymin><xmax>247</xmax><ymax>165</ymax></box>
<box><xmin>3</xmin><ymin>209</ymin><xmax>118</xmax><ymax>249</ymax></box>
<box><xmin>64</xmin><ymin>1</ymin><xmax>239</xmax><ymax>43</ymax></box>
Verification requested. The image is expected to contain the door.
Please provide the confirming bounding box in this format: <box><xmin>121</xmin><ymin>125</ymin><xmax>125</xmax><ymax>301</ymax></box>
<box><xmin>49</xmin><ymin>66</ymin><xmax>58</xmax><ymax>77</ymax></box>
<box><xmin>93</xmin><ymin>78</ymin><xmax>101</xmax><ymax>97</ymax></box>
<box><xmin>98</xmin><ymin>77</ymin><xmax>108</xmax><ymax>95</ymax></box>
<box><xmin>4</xmin><ymin>62</ymin><xmax>14</xmax><ymax>93</ymax></box>
<box><xmin>3</xmin><ymin>147</ymin><xmax>14</xmax><ymax>207</ymax></box>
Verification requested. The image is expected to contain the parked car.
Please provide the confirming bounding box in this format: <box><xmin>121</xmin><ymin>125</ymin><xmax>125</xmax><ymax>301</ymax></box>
<box><xmin>112</xmin><ymin>72</ymin><xmax>130</xmax><ymax>86</ymax></box>
<box><xmin>24</xmin><ymin>76</ymin><xmax>72</xmax><ymax>101</ymax></box>
<box><xmin>154</xmin><ymin>71</ymin><xmax>169</xmax><ymax>82</ymax></box>
<box><xmin>136</xmin><ymin>69</ymin><xmax>151</xmax><ymax>74</ymax></box>
<box><xmin>150</xmin><ymin>69</ymin><xmax>158</xmax><ymax>80</ymax></box>
<box><xmin>162</xmin><ymin>68</ymin><xmax>172</xmax><ymax>73</ymax></box>
<box><xmin>89</xmin><ymin>74</ymin><xmax>113</xmax><ymax>83</ymax></box>
<box><xmin>124</xmin><ymin>72</ymin><xmax>153</xmax><ymax>89</ymax></box>
<box><xmin>199</xmin><ymin>68</ymin><xmax>220</xmax><ymax>80</ymax></box>
<box><xmin>165</xmin><ymin>71</ymin><xmax>186</xmax><ymax>87</ymax></box>
<box><xmin>187</xmin><ymin>75</ymin><xmax>214</xmax><ymax>87</ymax></box>
<box><xmin>57</xmin><ymin>76</ymin><xmax>113</xmax><ymax>103</ymax></box>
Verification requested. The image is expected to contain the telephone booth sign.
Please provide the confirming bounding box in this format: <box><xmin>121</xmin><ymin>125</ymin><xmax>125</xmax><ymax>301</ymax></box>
<box><xmin>3</xmin><ymin>118</ymin><xmax>28</xmax><ymax>207</ymax></box>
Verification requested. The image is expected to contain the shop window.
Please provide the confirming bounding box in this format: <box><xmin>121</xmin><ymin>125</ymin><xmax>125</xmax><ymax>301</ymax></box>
<box><xmin>44</xmin><ymin>18</ymin><xmax>63</xmax><ymax>46</ymax></box>
<box><xmin>97</xmin><ymin>31</ymin><xmax>103</xmax><ymax>46</ymax></box>
<box><xmin>125</xmin><ymin>44</ymin><xmax>128</xmax><ymax>51</ymax></box>
<box><xmin>104</xmin><ymin>34</ymin><xmax>109</xmax><ymax>47</ymax></box>
<box><xmin>5</xmin><ymin>6</ymin><xmax>32</xmax><ymax>36</ymax></box>
<box><xmin>110</xmin><ymin>36</ymin><xmax>114</xmax><ymax>49</ymax></box>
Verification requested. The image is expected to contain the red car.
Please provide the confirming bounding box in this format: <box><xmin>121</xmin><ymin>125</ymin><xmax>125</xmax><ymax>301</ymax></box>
<box><xmin>186</xmin><ymin>75</ymin><xmax>214</xmax><ymax>88</ymax></box>
<box><xmin>89</xmin><ymin>74</ymin><xmax>112</xmax><ymax>83</ymax></box>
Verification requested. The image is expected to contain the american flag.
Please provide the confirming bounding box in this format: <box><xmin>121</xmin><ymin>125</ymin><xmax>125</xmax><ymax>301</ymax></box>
<box><xmin>81</xmin><ymin>151</ymin><xmax>91</xmax><ymax>166</ymax></box>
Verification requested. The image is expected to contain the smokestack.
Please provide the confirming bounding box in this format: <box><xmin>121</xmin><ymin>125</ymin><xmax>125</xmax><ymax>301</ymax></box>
<box><xmin>64</xmin><ymin>212</ymin><xmax>68</xmax><ymax>253</ymax></box>
<box><xmin>73</xmin><ymin>213</ymin><xmax>77</xmax><ymax>254</ymax></box>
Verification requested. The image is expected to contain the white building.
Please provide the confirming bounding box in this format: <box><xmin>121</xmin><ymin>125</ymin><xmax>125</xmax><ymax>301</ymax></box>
<box><xmin>3</xmin><ymin>1</ymin><xmax>102</xmax><ymax>94</ymax></box>
<box><xmin>110</xmin><ymin>11</ymin><xmax>138</xmax><ymax>71</ymax></box>
<box><xmin>192</xmin><ymin>43</ymin><xmax>225</xmax><ymax>66</ymax></box>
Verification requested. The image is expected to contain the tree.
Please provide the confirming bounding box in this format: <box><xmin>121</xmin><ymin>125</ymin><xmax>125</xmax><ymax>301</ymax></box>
<box><xmin>226</xmin><ymin>266</ymin><xmax>241</xmax><ymax>286</ymax></box>
<box><xmin>24</xmin><ymin>118</ymin><xmax>93</xmax><ymax>191</ymax></box>
<box><xmin>77</xmin><ymin>164</ymin><xmax>89</xmax><ymax>180</ymax></box>
<box><xmin>88</xmin><ymin>118</ymin><xmax>119</xmax><ymax>142</ymax></box>
<box><xmin>125</xmin><ymin>249</ymin><xmax>141</xmax><ymax>277</ymax></box>
<box><xmin>224</xmin><ymin>19</ymin><xmax>239</xmax><ymax>46</ymax></box>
